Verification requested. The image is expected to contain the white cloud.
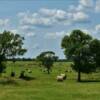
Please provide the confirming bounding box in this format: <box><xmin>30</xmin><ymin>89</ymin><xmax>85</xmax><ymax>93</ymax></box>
<box><xmin>19</xmin><ymin>13</ymin><xmax>53</xmax><ymax>27</ymax></box>
<box><xmin>69</xmin><ymin>0</ymin><xmax>94</xmax><ymax>12</ymax></box>
<box><xmin>45</xmin><ymin>31</ymin><xmax>67</xmax><ymax>39</ymax></box>
<box><xmin>27</xmin><ymin>32</ymin><xmax>36</xmax><ymax>37</ymax></box>
<box><xmin>18</xmin><ymin>7</ymin><xmax>90</xmax><ymax>29</ymax></box>
<box><xmin>68</xmin><ymin>2</ymin><xmax>90</xmax><ymax>23</ymax></box>
<box><xmin>80</xmin><ymin>0</ymin><xmax>94</xmax><ymax>7</ymax></box>
<box><xmin>17</xmin><ymin>11</ymin><xmax>30</xmax><ymax>18</ymax></box>
<box><xmin>39</xmin><ymin>8</ymin><xmax>57</xmax><ymax>17</ymax></box>
<box><xmin>76</xmin><ymin>5</ymin><xmax>84</xmax><ymax>11</ymax></box>
<box><xmin>73</xmin><ymin>11</ymin><xmax>89</xmax><ymax>22</ymax></box>
<box><xmin>95</xmin><ymin>0</ymin><xmax>100</xmax><ymax>12</ymax></box>
<box><xmin>18</xmin><ymin>8</ymin><xmax>72</xmax><ymax>27</ymax></box>
<box><xmin>80</xmin><ymin>29</ymin><xmax>90</xmax><ymax>34</ymax></box>
<box><xmin>0</xmin><ymin>19</ymin><xmax>9</xmax><ymax>26</ymax></box>
<box><xmin>20</xmin><ymin>25</ymin><xmax>35</xmax><ymax>31</ymax></box>
<box><xmin>32</xmin><ymin>44</ymin><xmax>39</xmax><ymax>49</ymax></box>
<box><xmin>69</xmin><ymin>5</ymin><xmax>84</xmax><ymax>12</ymax></box>
<box><xmin>39</xmin><ymin>8</ymin><xmax>67</xmax><ymax>20</ymax></box>
<box><xmin>18</xmin><ymin>12</ymin><xmax>26</xmax><ymax>17</ymax></box>
<box><xmin>90</xmin><ymin>24</ymin><xmax>100</xmax><ymax>39</ymax></box>
<box><xmin>18</xmin><ymin>11</ymin><xmax>53</xmax><ymax>26</ymax></box>
<box><xmin>10</xmin><ymin>29</ymin><xmax>18</xmax><ymax>34</ymax></box>
<box><xmin>95</xmin><ymin>24</ymin><xmax>100</xmax><ymax>31</ymax></box>
<box><xmin>20</xmin><ymin>25</ymin><xmax>30</xmax><ymax>30</ymax></box>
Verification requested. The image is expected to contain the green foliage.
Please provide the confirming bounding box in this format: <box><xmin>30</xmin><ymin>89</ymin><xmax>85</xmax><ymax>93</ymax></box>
<box><xmin>37</xmin><ymin>51</ymin><xmax>58</xmax><ymax>74</ymax></box>
<box><xmin>1</xmin><ymin>61</ymin><xmax>100</xmax><ymax>100</ymax></box>
<box><xmin>61</xmin><ymin>29</ymin><xmax>97</xmax><ymax>81</ymax></box>
<box><xmin>0</xmin><ymin>30</ymin><xmax>27</xmax><ymax>74</ymax></box>
<box><xmin>0</xmin><ymin>62</ymin><xmax>6</xmax><ymax>74</ymax></box>
<box><xmin>0</xmin><ymin>30</ymin><xmax>27</xmax><ymax>58</ymax></box>
<box><xmin>0</xmin><ymin>54</ymin><xmax>6</xmax><ymax>74</ymax></box>
<box><xmin>61</xmin><ymin>30</ymin><xmax>92</xmax><ymax>59</ymax></box>
<box><xmin>72</xmin><ymin>45</ymin><xmax>96</xmax><ymax>74</ymax></box>
<box><xmin>90</xmin><ymin>39</ymin><xmax>100</xmax><ymax>68</ymax></box>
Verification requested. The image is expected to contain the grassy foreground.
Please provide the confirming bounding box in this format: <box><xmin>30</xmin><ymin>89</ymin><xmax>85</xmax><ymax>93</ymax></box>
<box><xmin>0</xmin><ymin>61</ymin><xmax>100</xmax><ymax>100</ymax></box>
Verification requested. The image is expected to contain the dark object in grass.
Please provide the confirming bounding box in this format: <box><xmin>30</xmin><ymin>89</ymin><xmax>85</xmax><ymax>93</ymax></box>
<box><xmin>63</xmin><ymin>75</ymin><xmax>66</xmax><ymax>80</ymax></box>
<box><xmin>28</xmin><ymin>69</ymin><xmax>32</xmax><ymax>73</ymax></box>
<box><xmin>79</xmin><ymin>80</ymin><xmax>100</xmax><ymax>83</ymax></box>
<box><xmin>3</xmin><ymin>70</ymin><xmax>6</xmax><ymax>73</ymax></box>
<box><xmin>0</xmin><ymin>78</ymin><xmax>18</xmax><ymax>85</ymax></box>
<box><xmin>61</xmin><ymin>74</ymin><xmax>67</xmax><ymax>80</ymax></box>
<box><xmin>65</xmin><ymin>70</ymin><xmax>68</xmax><ymax>72</ymax></box>
<box><xmin>19</xmin><ymin>71</ymin><xmax>25</xmax><ymax>78</ymax></box>
<box><xmin>11</xmin><ymin>71</ymin><xmax>15</xmax><ymax>77</ymax></box>
<box><xmin>21</xmin><ymin>76</ymin><xmax>35</xmax><ymax>81</ymax></box>
<box><xmin>19</xmin><ymin>71</ymin><xmax>35</xmax><ymax>81</ymax></box>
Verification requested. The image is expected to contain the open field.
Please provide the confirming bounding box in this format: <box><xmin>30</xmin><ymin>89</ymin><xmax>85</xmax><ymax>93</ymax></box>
<box><xmin>0</xmin><ymin>61</ymin><xmax>100</xmax><ymax>100</ymax></box>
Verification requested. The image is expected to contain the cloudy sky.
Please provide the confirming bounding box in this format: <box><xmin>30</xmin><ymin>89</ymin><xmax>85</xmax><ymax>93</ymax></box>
<box><xmin>0</xmin><ymin>0</ymin><xmax>100</xmax><ymax>58</ymax></box>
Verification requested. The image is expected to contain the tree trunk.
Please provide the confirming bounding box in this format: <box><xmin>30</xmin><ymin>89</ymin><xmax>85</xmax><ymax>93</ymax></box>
<box><xmin>0</xmin><ymin>61</ymin><xmax>2</xmax><ymax>77</ymax></box>
<box><xmin>78</xmin><ymin>70</ymin><xmax>81</xmax><ymax>82</ymax></box>
<box><xmin>47</xmin><ymin>68</ymin><xmax>50</xmax><ymax>74</ymax></box>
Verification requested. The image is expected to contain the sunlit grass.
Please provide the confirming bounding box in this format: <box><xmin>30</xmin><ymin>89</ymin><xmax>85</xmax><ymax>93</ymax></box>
<box><xmin>0</xmin><ymin>61</ymin><xmax>100</xmax><ymax>100</ymax></box>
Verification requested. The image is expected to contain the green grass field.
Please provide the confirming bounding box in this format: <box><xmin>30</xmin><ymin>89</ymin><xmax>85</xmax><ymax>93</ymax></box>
<box><xmin>0</xmin><ymin>61</ymin><xmax>100</xmax><ymax>100</ymax></box>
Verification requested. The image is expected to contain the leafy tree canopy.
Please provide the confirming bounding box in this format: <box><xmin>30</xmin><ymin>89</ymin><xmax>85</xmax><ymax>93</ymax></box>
<box><xmin>0</xmin><ymin>30</ymin><xmax>27</xmax><ymax>59</ymax></box>
<box><xmin>61</xmin><ymin>29</ymin><xmax>98</xmax><ymax>81</ymax></box>
<box><xmin>37</xmin><ymin>51</ymin><xmax>58</xmax><ymax>74</ymax></box>
<box><xmin>0</xmin><ymin>30</ymin><xmax>27</xmax><ymax>74</ymax></box>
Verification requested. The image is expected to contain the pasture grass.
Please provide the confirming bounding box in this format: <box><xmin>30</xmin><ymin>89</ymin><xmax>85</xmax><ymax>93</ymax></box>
<box><xmin>0</xmin><ymin>61</ymin><xmax>100</xmax><ymax>100</ymax></box>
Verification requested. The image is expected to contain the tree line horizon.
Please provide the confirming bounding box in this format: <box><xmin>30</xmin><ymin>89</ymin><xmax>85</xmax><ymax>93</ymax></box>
<box><xmin>0</xmin><ymin>29</ymin><xmax>100</xmax><ymax>82</ymax></box>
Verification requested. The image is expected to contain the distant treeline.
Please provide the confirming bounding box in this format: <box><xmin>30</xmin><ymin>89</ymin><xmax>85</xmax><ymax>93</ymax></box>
<box><xmin>6</xmin><ymin>58</ymin><xmax>71</xmax><ymax>62</ymax></box>
<box><xmin>57</xmin><ymin>59</ymin><xmax>71</xmax><ymax>62</ymax></box>
<box><xmin>6</xmin><ymin>58</ymin><xmax>35</xmax><ymax>61</ymax></box>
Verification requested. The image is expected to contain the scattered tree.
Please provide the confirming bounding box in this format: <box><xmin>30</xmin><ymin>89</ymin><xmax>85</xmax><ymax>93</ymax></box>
<box><xmin>90</xmin><ymin>39</ymin><xmax>100</xmax><ymax>69</ymax></box>
<box><xmin>61</xmin><ymin>29</ymin><xmax>97</xmax><ymax>81</ymax></box>
<box><xmin>37</xmin><ymin>51</ymin><xmax>57</xmax><ymax>74</ymax></box>
<box><xmin>0</xmin><ymin>30</ymin><xmax>27</xmax><ymax>74</ymax></box>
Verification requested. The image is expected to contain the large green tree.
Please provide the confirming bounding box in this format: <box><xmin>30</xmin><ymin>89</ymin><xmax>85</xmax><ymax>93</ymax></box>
<box><xmin>0</xmin><ymin>30</ymin><xmax>27</xmax><ymax>74</ymax></box>
<box><xmin>61</xmin><ymin>29</ymin><xmax>96</xmax><ymax>81</ymax></box>
<box><xmin>90</xmin><ymin>39</ymin><xmax>100</xmax><ymax>69</ymax></box>
<box><xmin>37</xmin><ymin>51</ymin><xmax>57</xmax><ymax>74</ymax></box>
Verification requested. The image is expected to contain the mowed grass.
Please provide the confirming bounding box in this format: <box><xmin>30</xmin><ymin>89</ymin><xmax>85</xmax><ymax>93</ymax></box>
<box><xmin>0</xmin><ymin>61</ymin><xmax>100</xmax><ymax>100</ymax></box>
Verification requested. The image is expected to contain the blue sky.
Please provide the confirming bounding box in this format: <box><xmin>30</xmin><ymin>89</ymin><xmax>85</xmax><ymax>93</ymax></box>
<box><xmin>0</xmin><ymin>0</ymin><xmax>100</xmax><ymax>58</ymax></box>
